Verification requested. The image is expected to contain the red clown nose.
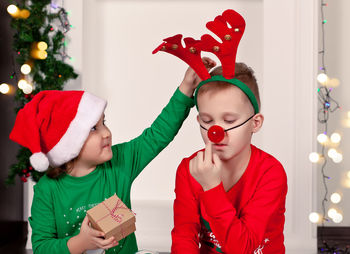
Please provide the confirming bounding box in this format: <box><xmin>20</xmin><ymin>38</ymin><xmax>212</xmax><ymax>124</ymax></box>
<box><xmin>207</xmin><ymin>125</ymin><xmax>225</xmax><ymax>143</ymax></box>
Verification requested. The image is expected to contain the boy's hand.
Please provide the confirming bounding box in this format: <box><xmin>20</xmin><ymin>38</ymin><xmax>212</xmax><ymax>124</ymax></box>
<box><xmin>179</xmin><ymin>57</ymin><xmax>216</xmax><ymax>97</ymax></box>
<box><xmin>68</xmin><ymin>216</ymin><xmax>119</xmax><ymax>253</ymax></box>
<box><xmin>189</xmin><ymin>142</ymin><xmax>222</xmax><ymax>191</ymax></box>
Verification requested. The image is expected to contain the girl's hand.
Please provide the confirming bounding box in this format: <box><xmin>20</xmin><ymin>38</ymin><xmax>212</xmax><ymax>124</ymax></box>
<box><xmin>179</xmin><ymin>57</ymin><xmax>216</xmax><ymax>97</ymax></box>
<box><xmin>189</xmin><ymin>142</ymin><xmax>222</xmax><ymax>191</ymax></box>
<box><xmin>68</xmin><ymin>216</ymin><xmax>119</xmax><ymax>254</ymax></box>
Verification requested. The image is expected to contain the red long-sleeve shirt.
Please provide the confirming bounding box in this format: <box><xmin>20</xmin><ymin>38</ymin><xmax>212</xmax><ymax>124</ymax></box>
<box><xmin>172</xmin><ymin>145</ymin><xmax>287</xmax><ymax>254</ymax></box>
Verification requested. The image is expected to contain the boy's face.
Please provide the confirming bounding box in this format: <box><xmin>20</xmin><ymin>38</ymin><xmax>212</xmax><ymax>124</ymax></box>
<box><xmin>78</xmin><ymin>113</ymin><xmax>113</xmax><ymax>166</ymax></box>
<box><xmin>197</xmin><ymin>85</ymin><xmax>262</xmax><ymax>161</ymax></box>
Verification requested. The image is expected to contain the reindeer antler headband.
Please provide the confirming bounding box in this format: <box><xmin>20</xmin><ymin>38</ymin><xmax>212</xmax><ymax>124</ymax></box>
<box><xmin>153</xmin><ymin>9</ymin><xmax>259</xmax><ymax>114</ymax></box>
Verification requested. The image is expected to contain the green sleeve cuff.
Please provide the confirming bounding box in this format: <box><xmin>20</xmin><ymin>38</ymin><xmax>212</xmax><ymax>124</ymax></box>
<box><xmin>174</xmin><ymin>87</ymin><xmax>195</xmax><ymax>108</ymax></box>
<box><xmin>62</xmin><ymin>237</ymin><xmax>71</xmax><ymax>254</ymax></box>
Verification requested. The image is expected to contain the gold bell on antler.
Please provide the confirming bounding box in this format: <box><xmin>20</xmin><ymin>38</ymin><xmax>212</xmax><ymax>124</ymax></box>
<box><xmin>213</xmin><ymin>46</ymin><xmax>220</xmax><ymax>52</ymax></box>
<box><xmin>234</xmin><ymin>28</ymin><xmax>240</xmax><ymax>32</ymax></box>
<box><xmin>171</xmin><ymin>44</ymin><xmax>178</xmax><ymax>50</ymax></box>
<box><xmin>224</xmin><ymin>34</ymin><xmax>232</xmax><ymax>41</ymax></box>
<box><xmin>189</xmin><ymin>47</ymin><xmax>196</xmax><ymax>53</ymax></box>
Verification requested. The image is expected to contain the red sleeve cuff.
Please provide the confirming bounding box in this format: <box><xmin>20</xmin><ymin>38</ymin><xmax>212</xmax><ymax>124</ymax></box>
<box><xmin>199</xmin><ymin>183</ymin><xmax>235</xmax><ymax>216</ymax></box>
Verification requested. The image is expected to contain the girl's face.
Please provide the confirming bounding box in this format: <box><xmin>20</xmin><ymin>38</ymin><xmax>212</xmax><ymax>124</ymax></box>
<box><xmin>197</xmin><ymin>86</ymin><xmax>263</xmax><ymax>162</ymax></box>
<box><xmin>77</xmin><ymin>113</ymin><xmax>113</xmax><ymax>167</ymax></box>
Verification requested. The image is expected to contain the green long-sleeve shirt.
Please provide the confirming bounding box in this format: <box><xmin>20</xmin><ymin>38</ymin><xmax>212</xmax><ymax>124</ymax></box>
<box><xmin>29</xmin><ymin>88</ymin><xmax>194</xmax><ymax>254</ymax></box>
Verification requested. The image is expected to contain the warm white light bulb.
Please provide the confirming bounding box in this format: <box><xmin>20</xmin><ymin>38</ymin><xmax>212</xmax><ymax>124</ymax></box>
<box><xmin>328</xmin><ymin>148</ymin><xmax>337</xmax><ymax>159</ymax></box>
<box><xmin>37</xmin><ymin>41</ymin><xmax>48</xmax><ymax>51</ymax></box>
<box><xmin>347</xmin><ymin>171</ymin><xmax>350</xmax><ymax>179</ymax></box>
<box><xmin>330</xmin><ymin>133</ymin><xmax>341</xmax><ymax>143</ymax></box>
<box><xmin>332</xmin><ymin>153</ymin><xmax>343</xmax><ymax>163</ymax></box>
<box><xmin>20</xmin><ymin>64</ymin><xmax>31</xmax><ymax>75</ymax></box>
<box><xmin>317</xmin><ymin>133</ymin><xmax>328</xmax><ymax>144</ymax></box>
<box><xmin>348</xmin><ymin>111</ymin><xmax>350</xmax><ymax>119</ymax></box>
<box><xmin>309</xmin><ymin>212</ymin><xmax>320</xmax><ymax>223</ymax></box>
<box><xmin>309</xmin><ymin>152</ymin><xmax>320</xmax><ymax>163</ymax></box>
<box><xmin>317</xmin><ymin>73</ymin><xmax>328</xmax><ymax>84</ymax></box>
<box><xmin>328</xmin><ymin>208</ymin><xmax>337</xmax><ymax>219</ymax></box>
<box><xmin>7</xmin><ymin>5</ymin><xmax>18</xmax><ymax>15</ymax></box>
<box><xmin>0</xmin><ymin>83</ymin><xmax>10</xmax><ymax>94</ymax></box>
<box><xmin>18</xmin><ymin>79</ymin><xmax>28</xmax><ymax>89</ymax></box>
<box><xmin>38</xmin><ymin>50</ymin><xmax>47</xmax><ymax>59</ymax></box>
<box><xmin>330</xmin><ymin>193</ymin><xmax>341</xmax><ymax>204</ymax></box>
<box><xmin>22</xmin><ymin>83</ymin><xmax>33</xmax><ymax>94</ymax></box>
<box><xmin>332</xmin><ymin>213</ymin><xmax>343</xmax><ymax>223</ymax></box>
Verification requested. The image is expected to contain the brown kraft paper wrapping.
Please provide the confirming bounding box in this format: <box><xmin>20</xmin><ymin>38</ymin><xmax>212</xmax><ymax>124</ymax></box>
<box><xmin>87</xmin><ymin>194</ymin><xmax>136</xmax><ymax>242</ymax></box>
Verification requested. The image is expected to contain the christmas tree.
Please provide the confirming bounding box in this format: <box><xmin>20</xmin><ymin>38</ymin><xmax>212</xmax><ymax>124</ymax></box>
<box><xmin>5</xmin><ymin>0</ymin><xmax>77</xmax><ymax>184</ymax></box>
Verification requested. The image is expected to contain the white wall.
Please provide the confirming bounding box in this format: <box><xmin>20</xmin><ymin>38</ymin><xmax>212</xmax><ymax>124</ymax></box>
<box><xmin>316</xmin><ymin>1</ymin><xmax>350</xmax><ymax>226</ymax></box>
<box><xmin>83</xmin><ymin>0</ymin><xmax>263</xmax><ymax>202</ymax></box>
<box><xmin>25</xmin><ymin>0</ymin><xmax>318</xmax><ymax>252</ymax></box>
<box><xmin>82</xmin><ymin>3</ymin><xmax>262</xmax><ymax>250</ymax></box>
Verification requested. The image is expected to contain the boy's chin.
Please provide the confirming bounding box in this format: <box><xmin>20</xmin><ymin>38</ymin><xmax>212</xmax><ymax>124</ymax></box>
<box><xmin>215</xmin><ymin>152</ymin><xmax>231</xmax><ymax>161</ymax></box>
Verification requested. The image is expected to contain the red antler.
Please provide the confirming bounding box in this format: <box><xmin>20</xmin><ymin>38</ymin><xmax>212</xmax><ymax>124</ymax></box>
<box><xmin>152</xmin><ymin>34</ymin><xmax>211</xmax><ymax>80</ymax></box>
<box><xmin>199</xmin><ymin>9</ymin><xmax>245</xmax><ymax>79</ymax></box>
<box><xmin>153</xmin><ymin>9</ymin><xmax>245</xmax><ymax>80</ymax></box>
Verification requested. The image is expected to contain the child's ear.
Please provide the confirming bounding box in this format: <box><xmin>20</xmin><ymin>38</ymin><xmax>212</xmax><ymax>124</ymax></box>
<box><xmin>196</xmin><ymin>114</ymin><xmax>200</xmax><ymax>124</ymax></box>
<box><xmin>252</xmin><ymin>113</ymin><xmax>264</xmax><ymax>133</ymax></box>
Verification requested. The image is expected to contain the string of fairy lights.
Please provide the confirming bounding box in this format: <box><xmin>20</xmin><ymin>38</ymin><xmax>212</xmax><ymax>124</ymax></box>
<box><xmin>308</xmin><ymin>1</ymin><xmax>350</xmax><ymax>253</ymax></box>
<box><xmin>308</xmin><ymin>0</ymin><xmax>342</xmax><ymax>224</ymax></box>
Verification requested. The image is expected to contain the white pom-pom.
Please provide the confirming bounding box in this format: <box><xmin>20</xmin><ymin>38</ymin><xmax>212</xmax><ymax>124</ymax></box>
<box><xmin>30</xmin><ymin>152</ymin><xmax>50</xmax><ymax>172</ymax></box>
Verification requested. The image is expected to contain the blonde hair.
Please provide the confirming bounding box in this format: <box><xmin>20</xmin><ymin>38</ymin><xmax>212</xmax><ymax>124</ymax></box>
<box><xmin>197</xmin><ymin>63</ymin><xmax>260</xmax><ymax>109</ymax></box>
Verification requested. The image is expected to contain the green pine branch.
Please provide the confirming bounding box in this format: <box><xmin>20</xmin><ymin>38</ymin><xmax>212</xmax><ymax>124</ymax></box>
<box><xmin>6</xmin><ymin>0</ymin><xmax>78</xmax><ymax>185</ymax></box>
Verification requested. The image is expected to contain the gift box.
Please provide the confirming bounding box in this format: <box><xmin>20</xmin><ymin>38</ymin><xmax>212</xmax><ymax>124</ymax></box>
<box><xmin>87</xmin><ymin>194</ymin><xmax>136</xmax><ymax>242</ymax></box>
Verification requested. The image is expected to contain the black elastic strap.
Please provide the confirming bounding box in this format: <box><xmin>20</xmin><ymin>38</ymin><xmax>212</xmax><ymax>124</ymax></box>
<box><xmin>200</xmin><ymin>114</ymin><xmax>255</xmax><ymax>132</ymax></box>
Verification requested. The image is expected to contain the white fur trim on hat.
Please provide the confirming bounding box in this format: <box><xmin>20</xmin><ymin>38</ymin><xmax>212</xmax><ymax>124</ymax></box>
<box><xmin>46</xmin><ymin>92</ymin><xmax>107</xmax><ymax>167</ymax></box>
<box><xmin>30</xmin><ymin>152</ymin><xmax>50</xmax><ymax>172</ymax></box>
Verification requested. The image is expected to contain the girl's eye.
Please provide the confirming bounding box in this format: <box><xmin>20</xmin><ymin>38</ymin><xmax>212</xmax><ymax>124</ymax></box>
<box><xmin>91</xmin><ymin>126</ymin><xmax>97</xmax><ymax>131</ymax></box>
<box><xmin>202</xmin><ymin>120</ymin><xmax>212</xmax><ymax>124</ymax></box>
<box><xmin>225</xmin><ymin>120</ymin><xmax>235</xmax><ymax>124</ymax></box>
<box><xmin>103</xmin><ymin>120</ymin><xmax>106</xmax><ymax>126</ymax></box>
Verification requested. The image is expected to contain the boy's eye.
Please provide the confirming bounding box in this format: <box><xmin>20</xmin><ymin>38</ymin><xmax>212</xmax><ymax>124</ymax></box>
<box><xmin>225</xmin><ymin>120</ymin><xmax>235</xmax><ymax>124</ymax></box>
<box><xmin>103</xmin><ymin>120</ymin><xmax>106</xmax><ymax>125</ymax></box>
<box><xmin>202</xmin><ymin>120</ymin><xmax>212</xmax><ymax>124</ymax></box>
<box><xmin>91</xmin><ymin>126</ymin><xmax>97</xmax><ymax>131</ymax></box>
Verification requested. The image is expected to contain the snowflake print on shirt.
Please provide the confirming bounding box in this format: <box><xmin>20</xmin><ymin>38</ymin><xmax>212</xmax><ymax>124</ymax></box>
<box><xmin>253</xmin><ymin>238</ymin><xmax>270</xmax><ymax>254</ymax></box>
<box><xmin>61</xmin><ymin>202</ymin><xmax>100</xmax><ymax>237</ymax></box>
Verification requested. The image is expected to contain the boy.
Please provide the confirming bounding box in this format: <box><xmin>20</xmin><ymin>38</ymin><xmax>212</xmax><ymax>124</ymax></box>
<box><xmin>171</xmin><ymin>64</ymin><xmax>287</xmax><ymax>253</ymax></box>
<box><xmin>152</xmin><ymin>9</ymin><xmax>287</xmax><ymax>254</ymax></box>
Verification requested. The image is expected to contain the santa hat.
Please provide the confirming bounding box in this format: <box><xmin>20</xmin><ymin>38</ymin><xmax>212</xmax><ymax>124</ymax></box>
<box><xmin>10</xmin><ymin>90</ymin><xmax>107</xmax><ymax>172</ymax></box>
